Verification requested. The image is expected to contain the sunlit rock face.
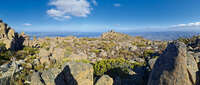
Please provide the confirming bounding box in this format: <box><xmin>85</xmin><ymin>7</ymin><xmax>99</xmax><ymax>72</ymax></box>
<box><xmin>148</xmin><ymin>42</ymin><xmax>198</xmax><ymax>85</ymax></box>
<box><xmin>0</xmin><ymin>20</ymin><xmax>27</xmax><ymax>50</ymax></box>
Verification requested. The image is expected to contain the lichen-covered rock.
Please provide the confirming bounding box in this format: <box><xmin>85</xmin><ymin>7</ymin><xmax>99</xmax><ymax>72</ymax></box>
<box><xmin>39</xmin><ymin>56</ymin><xmax>50</xmax><ymax>68</ymax></box>
<box><xmin>30</xmin><ymin>72</ymin><xmax>44</xmax><ymax>85</ymax></box>
<box><xmin>95</xmin><ymin>75</ymin><xmax>113</xmax><ymax>85</ymax></box>
<box><xmin>62</xmin><ymin>62</ymin><xmax>94</xmax><ymax>85</ymax></box>
<box><xmin>41</xmin><ymin>68</ymin><xmax>62</xmax><ymax>85</ymax></box>
<box><xmin>68</xmin><ymin>53</ymin><xmax>88</xmax><ymax>61</ymax></box>
<box><xmin>148</xmin><ymin>42</ymin><xmax>197</xmax><ymax>85</ymax></box>
<box><xmin>186</xmin><ymin>53</ymin><xmax>198</xmax><ymax>84</ymax></box>
<box><xmin>0</xmin><ymin>60</ymin><xmax>20</xmax><ymax>85</ymax></box>
<box><xmin>20</xmin><ymin>32</ymin><xmax>31</xmax><ymax>47</ymax></box>
<box><xmin>39</xmin><ymin>62</ymin><xmax>93</xmax><ymax>85</ymax></box>
<box><xmin>0</xmin><ymin>76</ymin><xmax>12</xmax><ymax>85</ymax></box>
<box><xmin>39</xmin><ymin>48</ymin><xmax>51</xmax><ymax>58</ymax></box>
<box><xmin>3</xmin><ymin>39</ymin><xmax>13</xmax><ymax>50</ymax></box>
<box><xmin>7</xmin><ymin>29</ymin><xmax>15</xmax><ymax>39</ymax></box>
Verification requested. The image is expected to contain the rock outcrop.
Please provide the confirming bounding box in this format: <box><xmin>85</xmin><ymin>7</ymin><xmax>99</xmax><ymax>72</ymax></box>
<box><xmin>101</xmin><ymin>30</ymin><xmax>133</xmax><ymax>41</ymax></box>
<box><xmin>31</xmin><ymin>62</ymin><xmax>94</xmax><ymax>85</ymax></box>
<box><xmin>0</xmin><ymin>58</ymin><xmax>21</xmax><ymax>85</ymax></box>
<box><xmin>61</xmin><ymin>62</ymin><xmax>94</xmax><ymax>85</ymax></box>
<box><xmin>148</xmin><ymin>42</ymin><xmax>198</xmax><ymax>85</ymax></box>
<box><xmin>41</xmin><ymin>68</ymin><xmax>61</xmax><ymax>85</ymax></box>
<box><xmin>0</xmin><ymin>20</ymin><xmax>26</xmax><ymax>50</ymax></box>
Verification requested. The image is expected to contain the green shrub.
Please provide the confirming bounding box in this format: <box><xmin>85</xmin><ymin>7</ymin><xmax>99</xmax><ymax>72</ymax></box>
<box><xmin>119</xmin><ymin>49</ymin><xmax>134</xmax><ymax>58</ymax></box>
<box><xmin>93</xmin><ymin>58</ymin><xmax>144</xmax><ymax>77</ymax></box>
<box><xmin>98</xmin><ymin>41</ymin><xmax>116</xmax><ymax>52</ymax></box>
<box><xmin>0</xmin><ymin>42</ymin><xmax>6</xmax><ymax>52</ymax></box>
<box><xmin>23</xmin><ymin>46</ymin><xmax>38</xmax><ymax>55</ymax></box>
<box><xmin>0</xmin><ymin>42</ymin><xmax>14</xmax><ymax>64</ymax></box>
<box><xmin>132</xmin><ymin>42</ymin><xmax>146</xmax><ymax>47</ymax></box>
<box><xmin>178</xmin><ymin>37</ymin><xmax>190</xmax><ymax>45</ymax></box>
<box><xmin>64</xmin><ymin>46</ymin><xmax>73</xmax><ymax>57</ymax></box>
<box><xmin>90</xmin><ymin>49</ymin><xmax>101</xmax><ymax>54</ymax></box>
<box><xmin>143</xmin><ymin>49</ymin><xmax>155</xmax><ymax>57</ymax></box>
<box><xmin>75</xmin><ymin>59</ymin><xmax>91</xmax><ymax>64</ymax></box>
<box><xmin>41</xmin><ymin>42</ymin><xmax>50</xmax><ymax>48</ymax></box>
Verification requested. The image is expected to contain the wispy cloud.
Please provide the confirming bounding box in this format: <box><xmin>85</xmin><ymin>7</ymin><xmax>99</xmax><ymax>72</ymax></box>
<box><xmin>172</xmin><ymin>22</ymin><xmax>200</xmax><ymax>28</ymax></box>
<box><xmin>23</xmin><ymin>23</ymin><xmax>32</xmax><ymax>26</ymax></box>
<box><xmin>47</xmin><ymin>0</ymin><xmax>96</xmax><ymax>20</ymax></box>
<box><xmin>113</xmin><ymin>3</ymin><xmax>121</xmax><ymax>7</ymax></box>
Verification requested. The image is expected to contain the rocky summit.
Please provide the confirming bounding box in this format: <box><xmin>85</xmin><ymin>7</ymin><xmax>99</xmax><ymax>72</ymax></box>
<box><xmin>1</xmin><ymin>20</ymin><xmax>200</xmax><ymax>85</ymax></box>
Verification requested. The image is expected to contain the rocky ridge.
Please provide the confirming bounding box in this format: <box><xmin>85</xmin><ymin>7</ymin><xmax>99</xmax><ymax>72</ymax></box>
<box><xmin>1</xmin><ymin>20</ymin><xmax>200</xmax><ymax>85</ymax></box>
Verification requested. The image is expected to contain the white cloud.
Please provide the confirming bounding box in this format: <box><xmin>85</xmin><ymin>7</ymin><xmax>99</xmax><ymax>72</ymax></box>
<box><xmin>47</xmin><ymin>0</ymin><xmax>96</xmax><ymax>20</ymax></box>
<box><xmin>172</xmin><ymin>22</ymin><xmax>200</xmax><ymax>27</ymax></box>
<box><xmin>113</xmin><ymin>3</ymin><xmax>121</xmax><ymax>7</ymax></box>
<box><xmin>23</xmin><ymin>23</ymin><xmax>32</xmax><ymax>26</ymax></box>
<box><xmin>64</xmin><ymin>16</ymin><xmax>71</xmax><ymax>19</ymax></box>
<box><xmin>115</xmin><ymin>24</ymin><xmax>120</xmax><ymax>26</ymax></box>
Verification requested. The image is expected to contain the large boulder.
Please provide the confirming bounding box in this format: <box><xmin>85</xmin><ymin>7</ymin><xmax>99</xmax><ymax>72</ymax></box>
<box><xmin>148</xmin><ymin>42</ymin><xmax>198</xmax><ymax>85</ymax></box>
<box><xmin>0</xmin><ymin>60</ymin><xmax>21</xmax><ymax>85</ymax></box>
<box><xmin>61</xmin><ymin>62</ymin><xmax>94</xmax><ymax>85</ymax></box>
<box><xmin>41</xmin><ymin>68</ymin><xmax>62</xmax><ymax>85</ymax></box>
<box><xmin>39</xmin><ymin>48</ymin><xmax>51</xmax><ymax>58</ymax></box>
<box><xmin>95</xmin><ymin>75</ymin><xmax>113</xmax><ymax>85</ymax></box>
<box><xmin>40</xmin><ymin>62</ymin><xmax>93</xmax><ymax>85</ymax></box>
<box><xmin>186</xmin><ymin>53</ymin><xmax>199</xmax><ymax>84</ymax></box>
<box><xmin>0</xmin><ymin>76</ymin><xmax>12</xmax><ymax>85</ymax></box>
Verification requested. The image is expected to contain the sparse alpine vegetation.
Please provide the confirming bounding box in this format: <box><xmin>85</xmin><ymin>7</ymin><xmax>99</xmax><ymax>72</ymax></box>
<box><xmin>1</xmin><ymin>20</ymin><xmax>200</xmax><ymax>85</ymax></box>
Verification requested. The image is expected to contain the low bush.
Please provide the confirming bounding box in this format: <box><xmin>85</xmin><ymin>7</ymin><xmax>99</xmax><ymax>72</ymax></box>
<box><xmin>0</xmin><ymin>42</ymin><xmax>14</xmax><ymax>64</ymax></box>
<box><xmin>93</xmin><ymin>58</ymin><xmax>145</xmax><ymax>77</ymax></box>
<box><xmin>23</xmin><ymin>46</ymin><xmax>38</xmax><ymax>55</ymax></box>
<box><xmin>143</xmin><ymin>49</ymin><xmax>155</xmax><ymax>57</ymax></box>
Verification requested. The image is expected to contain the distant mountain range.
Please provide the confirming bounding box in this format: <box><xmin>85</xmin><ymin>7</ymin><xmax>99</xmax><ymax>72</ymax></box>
<box><xmin>25</xmin><ymin>31</ymin><xmax>200</xmax><ymax>41</ymax></box>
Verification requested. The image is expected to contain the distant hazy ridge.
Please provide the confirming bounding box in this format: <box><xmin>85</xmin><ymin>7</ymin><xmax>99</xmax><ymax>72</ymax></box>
<box><xmin>25</xmin><ymin>31</ymin><xmax>200</xmax><ymax>41</ymax></box>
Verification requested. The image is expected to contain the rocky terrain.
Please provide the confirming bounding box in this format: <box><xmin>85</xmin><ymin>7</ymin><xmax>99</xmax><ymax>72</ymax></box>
<box><xmin>0</xmin><ymin>20</ymin><xmax>200</xmax><ymax>85</ymax></box>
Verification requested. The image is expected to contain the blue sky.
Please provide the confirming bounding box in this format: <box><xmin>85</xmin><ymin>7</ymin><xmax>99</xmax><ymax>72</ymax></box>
<box><xmin>1</xmin><ymin>0</ymin><xmax>200</xmax><ymax>32</ymax></box>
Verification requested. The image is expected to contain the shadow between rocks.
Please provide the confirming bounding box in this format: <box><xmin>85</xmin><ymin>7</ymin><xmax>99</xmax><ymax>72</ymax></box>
<box><xmin>54</xmin><ymin>65</ymin><xmax>78</xmax><ymax>85</ymax></box>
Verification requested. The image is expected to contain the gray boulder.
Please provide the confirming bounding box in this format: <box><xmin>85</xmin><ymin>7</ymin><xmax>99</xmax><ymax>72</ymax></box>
<box><xmin>148</xmin><ymin>42</ymin><xmax>198</xmax><ymax>85</ymax></box>
<box><xmin>39</xmin><ymin>48</ymin><xmax>51</xmax><ymax>58</ymax></box>
<box><xmin>41</xmin><ymin>68</ymin><xmax>62</xmax><ymax>85</ymax></box>
<box><xmin>0</xmin><ymin>76</ymin><xmax>12</xmax><ymax>85</ymax></box>
<box><xmin>61</xmin><ymin>62</ymin><xmax>94</xmax><ymax>85</ymax></box>
<box><xmin>39</xmin><ymin>62</ymin><xmax>93</xmax><ymax>85</ymax></box>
